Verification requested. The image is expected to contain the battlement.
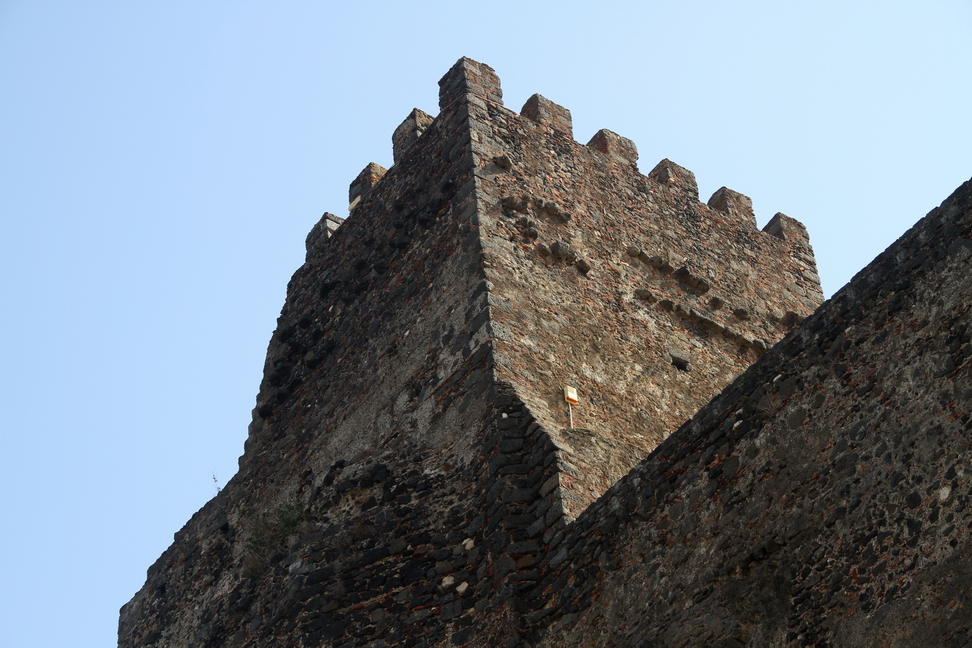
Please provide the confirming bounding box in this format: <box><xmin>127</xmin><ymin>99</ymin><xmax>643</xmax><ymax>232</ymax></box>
<box><xmin>355</xmin><ymin>60</ymin><xmax>819</xmax><ymax>266</ymax></box>
<box><xmin>438</xmin><ymin>56</ymin><xmax>503</xmax><ymax>110</ymax></box>
<box><xmin>392</xmin><ymin>108</ymin><xmax>433</xmax><ymax>164</ymax></box>
<box><xmin>520</xmin><ymin>93</ymin><xmax>573</xmax><ymax>136</ymax></box>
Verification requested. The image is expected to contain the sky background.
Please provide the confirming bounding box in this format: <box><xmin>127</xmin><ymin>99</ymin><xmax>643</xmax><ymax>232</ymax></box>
<box><xmin>1</xmin><ymin>1</ymin><xmax>970</xmax><ymax>646</ymax></box>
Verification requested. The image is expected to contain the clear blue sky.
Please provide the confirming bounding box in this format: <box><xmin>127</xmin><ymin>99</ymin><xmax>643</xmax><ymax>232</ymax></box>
<box><xmin>1</xmin><ymin>1</ymin><xmax>969</xmax><ymax>645</ymax></box>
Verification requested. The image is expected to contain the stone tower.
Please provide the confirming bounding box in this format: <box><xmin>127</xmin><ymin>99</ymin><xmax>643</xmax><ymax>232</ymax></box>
<box><xmin>119</xmin><ymin>57</ymin><xmax>843</xmax><ymax>646</ymax></box>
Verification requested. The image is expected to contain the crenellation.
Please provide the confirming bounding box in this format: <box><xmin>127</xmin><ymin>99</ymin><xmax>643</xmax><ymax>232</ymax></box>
<box><xmin>762</xmin><ymin>210</ymin><xmax>810</xmax><ymax>243</ymax></box>
<box><xmin>520</xmin><ymin>94</ymin><xmax>573</xmax><ymax>137</ymax></box>
<box><xmin>647</xmin><ymin>158</ymin><xmax>699</xmax><ymax>199</ymax></box>
<box><xmin>437</xmin><ymin>56</ymin><xmax>503</xmax><ymax>111</ymax></box>
<box><xmin>304</xmin><ymin>212</ymin><xmax>344</xmax><ymax>262</ymax></box>
<box><xmin>348</xmin><ymin>161</ymin><xmax>387</xmax><ymax>212</ymax></box>
<box><xmin>707</xmin><ymin>185</ymin><xmax>757</xmax><ymax>229</ymax></box>
<box><xmin>392</xmin><ymin>108</ymin><xmax>434</xmax><ymax>164</ymax></box>
<box><xmin>585</xmin><ymin>128</ymin><xmax>639</xmax><ymax>168</ymax></box>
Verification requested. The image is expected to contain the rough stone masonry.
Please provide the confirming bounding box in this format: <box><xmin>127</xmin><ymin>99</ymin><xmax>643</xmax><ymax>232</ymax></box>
<box><xmin>119</xmin><ymin>58</ymin><xmax>970</xmax><ymax>647</ymax></box>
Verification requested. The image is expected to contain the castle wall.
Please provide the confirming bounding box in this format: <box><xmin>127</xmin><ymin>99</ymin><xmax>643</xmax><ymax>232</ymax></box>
<box><xmin>120</xmin><ymin>58</ymin><xmax>968</xmax><ymax>648</ymax></box>
<box><xmin>533</xmin><ymin>178</ymin><xmax>972</xmax><ymax>647</ymax></box>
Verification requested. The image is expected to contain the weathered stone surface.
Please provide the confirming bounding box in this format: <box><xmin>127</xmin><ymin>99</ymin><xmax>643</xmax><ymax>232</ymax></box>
<box><xmin>119</xmin><ymin>58</ymin><xmax>970</xmax><ymax>648</ymax></box>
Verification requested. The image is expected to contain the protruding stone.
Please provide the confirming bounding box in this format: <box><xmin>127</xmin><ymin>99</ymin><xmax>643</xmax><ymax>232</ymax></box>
<box><xmin>781</xmin><ymin>311</ymin><xmax>805</xmax><ymax>328</ymax></box>
<box><xmin>493</xmin><ymin>154</ymin><xmax>513</xmax><ymax>171</ymax></box>
<box><xmin>550</xmin><ymin>241</ymin><xmax>571</xmax><ymax>260</ymax></box>
<box><xmin>673</xmin><ymin>267</ymin><xmax>695</xmax><ymax>285</ymax></box>
<box><xmin>634</xmin><ymin>289</ymin><xmax>656</xmax><ymax>303</ymax></box>
<box><xmin>669</xmin><ymin>353</ymin><xmax>691</xmax><ymax>372</ymax></box>
<box><xmin>520</xmin><ymin>94</ymin><xmax>573</xmax><ymax>137</ymax></box>
<box><xmin>501</xmin><ymin>196</ymin><xmax>528</xmax><ymax>213</ymax></box>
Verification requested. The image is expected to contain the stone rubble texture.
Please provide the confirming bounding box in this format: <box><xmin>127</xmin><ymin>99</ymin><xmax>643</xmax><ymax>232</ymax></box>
<box><xmin>119</xmin><ymin>58</ymin><xmax>971</xmax><ymax>648</ymax></box>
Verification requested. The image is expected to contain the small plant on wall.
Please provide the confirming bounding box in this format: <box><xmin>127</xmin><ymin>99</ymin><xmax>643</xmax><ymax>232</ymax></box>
<box><xmin>241</xmin><ymin>499</ymin><xmax>306</xmax><ymax>576</ymax></box>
